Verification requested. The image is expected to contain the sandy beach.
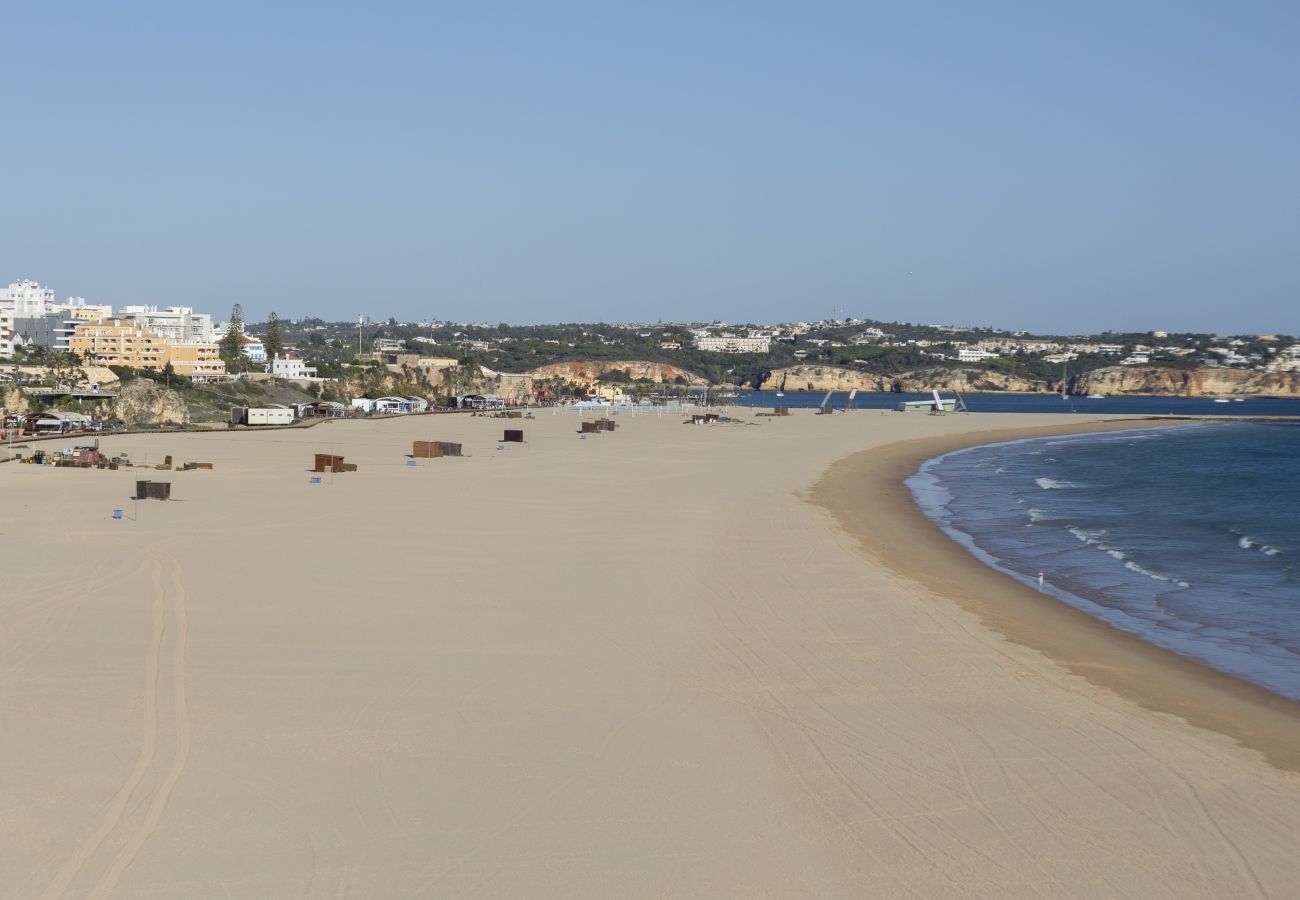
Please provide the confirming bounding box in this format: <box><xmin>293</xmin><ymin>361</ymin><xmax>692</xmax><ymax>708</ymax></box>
<box><xmin>4</xmin><ymin>409</ymin><xmax>1299</xmax><ymax>898</ymax></box>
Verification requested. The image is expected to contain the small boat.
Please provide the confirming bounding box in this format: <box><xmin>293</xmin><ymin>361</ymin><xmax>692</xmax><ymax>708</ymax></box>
<box><xmin>1213</xmin><ymin>398</ymin><xmax>1231</xmax><ymax>403</ymax></box>
<box><xmin>775</xmin><ymin>392</ymin><xmax>784</xmax><ymax>397</ymax></box>
<box><xmin>1086</xmin><ymin>394</ymin><xmax>1106</xmax><ymax>399</ymax></box>
<box><xmin>1233</xmin><ymin>398</ymin><xmax>1245</xmax><ymax>402</ymax></box>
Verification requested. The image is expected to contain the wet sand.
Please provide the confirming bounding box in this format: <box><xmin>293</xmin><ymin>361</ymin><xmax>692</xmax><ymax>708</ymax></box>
<box><xmin>811</xmin><ymin>420</ymin><xmax>1300</xmax><ymax>773</ymax></box>
<box><xmin>3</xmin><ymin>409</ymin><xmax>1299</xmax><ymax>898</ymax></box>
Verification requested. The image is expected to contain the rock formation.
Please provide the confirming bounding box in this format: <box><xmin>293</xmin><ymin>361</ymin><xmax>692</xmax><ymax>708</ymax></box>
<box><xmin>1</xmin><ymin>384</ymin><xmax>30</xmax><ymax>415</ymax></box>
<box><xmin>109</xmin><ymin>379</ymin><xmax>190</xmax><ymax>427</ymax></box>
<box><xmin>758</xmin><ymin>365</ymin><xmax>1049</xmax><ymax>394</ymax></box>
<box><xmin>530</xmin><ymin>360</ymin><xmax>707</xmax><ymax>386</ymax></box>
<box><xmin>758</xmin><ymin>364</ymin><xmax>1300</xmax><ymax>397</ymax></box>
<box><xmin>1071</xmin><ymin>366</ymin><xmax>1300</xmax><ymax>397</ymax></box>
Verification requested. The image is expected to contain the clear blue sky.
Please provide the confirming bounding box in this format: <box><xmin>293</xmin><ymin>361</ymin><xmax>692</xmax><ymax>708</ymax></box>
<box><xmin>2</xmin><ymin>1</ymin><xmax>1296</xmax><ymax>333</ymax></box>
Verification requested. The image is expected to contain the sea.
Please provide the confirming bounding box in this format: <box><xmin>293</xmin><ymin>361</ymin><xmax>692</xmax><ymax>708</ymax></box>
<box><xmin>731</xmin><ymin>389</ymin><xmax>1300</xmax><ymax>417</ymax></box>
<box><xmin>906</xmin><ymin>422</ymin><xmax>1300</xmax><ymax>699</ymax></box>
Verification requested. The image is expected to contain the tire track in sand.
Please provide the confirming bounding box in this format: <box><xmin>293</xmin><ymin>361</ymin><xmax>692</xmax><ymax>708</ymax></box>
<box><xmin>38</xmin><ymin>559</ymin><xmax>169</xmax><ymax>900</ymax></box>
<box><xmin>87</xmin><ymin>556</ymin><xmax>192</xmax><ymax>900</ymax></box>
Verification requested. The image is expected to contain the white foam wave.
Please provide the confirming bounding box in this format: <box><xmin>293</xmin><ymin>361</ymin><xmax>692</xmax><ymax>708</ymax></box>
<box><xmin>1238</xmin><ymin>534</ymin><xmax>1283</xmax><ymax>556</ymax></box>
<box><xmin>1028</xmin><ymin>508</ymin><xmax>1051</xmax><ymax>523</ymax></box>
<box><xmin>1035</xmin><ymin>477</ymin><xmax>1074</xmax><ymax>490</ymax></box>
<box><xmin>1067</xmin><ymin>527</ymin><xmax>1105</xmax><ymax>545</ymax></box>
<box><xmin>1123</xmin><ymin>560</ymin><xmax>1190</xmax><ymax>588</ymax></box>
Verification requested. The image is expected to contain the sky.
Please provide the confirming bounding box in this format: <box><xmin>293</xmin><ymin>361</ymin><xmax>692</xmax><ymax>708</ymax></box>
<box><xmin>2</xmin><ymin>1</ymin><xmax>1297</xmax><ymax>334</ymax></box>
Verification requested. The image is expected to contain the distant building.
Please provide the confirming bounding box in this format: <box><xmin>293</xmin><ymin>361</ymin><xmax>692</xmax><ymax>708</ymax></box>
<box><xmin>241</xmin><ymin>334</ymin><xmax>266</xmax><ymax>362</ymax></box>
<box><xmin>117</xmin><ymin>305</ymin><xmax>215</xmax><ymax>344</ymax></box>
<box><xmin>955</xmin><ymin>347</ymin><xmax>998</xmax><ymax>362</ymax></box>
<box><xmin>0</xmin><ymin>309</ymin><xmax>13</xmax><ymax>357</ymax></box>
<box><xmin>11</xmin><ymin>314</ymin><xmax>80</xmax><ymax>352</ymax></box>
<box><xmin>266</xmin><ymin>353</ymin><xmax>317</xmax><ymax>379</ymax></box>
<box><xmin>52</xmin><ymin>298</ymin><xmax>113</xmax><ymax>321</ymax></box>
<box><xmin>373</xmin><ymin>337</ymin><xmax>406</xmax><ymax>353</ymax></box>
<box><xmin>68</xmin><ymin>319</ymin><xmax>226</xmax><ymax>376</ymax></box>
<box><xmin>694</xmin><ymin>334</ymin><xmax>772</xmax><ymax>353</ymax></box>
<box><xmin>0</xmin><ymin>279</ymin><xmax>55</xmax><ymax>317</ymax></box>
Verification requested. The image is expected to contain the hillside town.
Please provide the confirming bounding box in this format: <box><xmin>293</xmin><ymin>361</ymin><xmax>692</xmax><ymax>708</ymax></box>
<box><xmin>3</xmin><ymin>275</ymin><xmax>1300</xmax><ymax>435</ymax></box>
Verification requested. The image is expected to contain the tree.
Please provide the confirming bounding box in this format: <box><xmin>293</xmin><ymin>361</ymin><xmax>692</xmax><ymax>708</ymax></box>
<box><xmin>47</xmin><ymin>352</ymin><xmax>88</xmax><ymax>389</ymax></box>
<box><xmin>264</xmin><ymin>311</ymin><xmax>284</xmax><ymax>359</ymax></box>
<box><xmin>220</xmin><ymin>303</ymin><xmax>245</xmax><ymax>366</ymax></box>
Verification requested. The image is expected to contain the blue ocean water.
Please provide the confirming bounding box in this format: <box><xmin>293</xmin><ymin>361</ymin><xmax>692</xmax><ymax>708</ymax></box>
<box><xmin>732</xmin><ymin>389</ymin><xmax>1300</xmax><ymax>417</ymax></box>
<box><xmin>907</xmin><ymin>423</ymin><xmax>1300</xmax><ymax>699</ymax></box>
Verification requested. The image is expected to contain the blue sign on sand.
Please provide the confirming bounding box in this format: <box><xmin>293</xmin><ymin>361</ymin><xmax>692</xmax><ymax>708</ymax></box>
<box><xmin>112</xmin><ymin>509</ymin><xmax>123</xmax><ymax>519</ymax></box>
<box><xmin>406</xmin><ymin>460</ymin><xmax>417</xmax><ymax>466</ymax></box>
<box><xmin>309</xmin><ymin>476</ymin><xmax>322</xmax><ymax>484</ymax></box>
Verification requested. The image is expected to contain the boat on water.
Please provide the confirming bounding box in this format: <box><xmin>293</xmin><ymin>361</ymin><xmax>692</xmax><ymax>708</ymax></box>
<box><xmin>1214</xmin><ymin>398</ymin><xmax>1231</xmax><ymax>403</ymax></box>
<box><xmin>1086</xmin><ymin>393</ymin><xmax>1106</xmax><ymax>399</ymax></box>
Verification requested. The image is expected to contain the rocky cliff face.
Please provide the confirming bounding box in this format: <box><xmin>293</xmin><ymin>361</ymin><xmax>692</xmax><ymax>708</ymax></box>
<box><xmin>530</xmin><ymin>360</ymin><xmax>707</xmax><ymax>385</ymax></box>
<box><xmin>759</xmin><ymin>365</ymin><xmax>1049</xmax><ymax>394</ymax></box>
<box><xmin>109</xmin><ymin>379</ymin><xmax>190</xmax><ymax>427</ymax></box>
<box><xmin>1072</xmin><ymin>366</ymin><xmax>1300</xmax><ymax>397</ymax></box>
<box><xmin>1</xmin><ymin>385</ymin><xmax>30</xmax><ymax>415</ymax></box>
<box><xmin>758</xmin><ymin>364</ymin><xmax>1300</xmax><ymax>397</ymax></box>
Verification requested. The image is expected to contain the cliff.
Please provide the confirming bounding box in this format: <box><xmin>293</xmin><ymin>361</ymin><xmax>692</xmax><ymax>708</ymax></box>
<box><xmin>1</xmin><ymin>384</ymin><xmax>30</xmax><ymax>415</ymax></box>
<box><xmin>758</xmin><ymin>364</ymin><xmax>1300</xmax><ymax>397</ymax></box>
<box><xmin>1072</xmin><ymin>366</ymin><xmax>1300</xmax><ymax>397</ymax></box>
<box><xmin>530</xmin><ymin>360</ymin><xmax>707</xmax><ymax>386</ymax></box>
<box><xmin>109</xmin><ymin>379</ymin><xmax>190</xmax><ymax>427</ymax></box>
<box><xmin>759</xmin><ymin>366</ymin><xmax>1049</xmax><ymax>394</ymax></box>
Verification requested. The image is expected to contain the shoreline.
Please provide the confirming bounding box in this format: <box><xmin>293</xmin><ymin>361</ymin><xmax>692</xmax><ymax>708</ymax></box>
<box><xmin>811</xmin><ymin>418</ymin><xmax>1300</xmax><ymax>773</ymax></box>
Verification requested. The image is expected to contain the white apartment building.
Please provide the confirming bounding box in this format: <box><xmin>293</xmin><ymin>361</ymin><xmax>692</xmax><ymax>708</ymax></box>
<box><xmin>0</xmin><ymin>279</ymin><xmax>55</xmax><ymax>317</ymax></box>
<box><xmin>267</xmin><ymin>353</ymin><xmax>317</xmax><ymax>379</ymax></box>
<box><xmin>117</xmin><ymin>305</ymin><xmax>215</xmax><ymax>344</ymax></box>
<box><xmin>955</xmin><ymin>347</ymin><xmax>999</xmax><ymax>362</ymax></box>
<box><xmin>694</xmin><ymin>334</ymin><xmax>772</xmax><ymax>354</ymax></box>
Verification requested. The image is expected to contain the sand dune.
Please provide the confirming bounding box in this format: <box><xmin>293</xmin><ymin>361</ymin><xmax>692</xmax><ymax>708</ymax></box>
<box><xmin>3</xmin><ymin>409</ymin><xmax>1298</xmax><ymax>898</ymax></box>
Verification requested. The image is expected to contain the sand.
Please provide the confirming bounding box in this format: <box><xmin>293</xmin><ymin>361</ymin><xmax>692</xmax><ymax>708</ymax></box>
<box><xmin>3</xmin><ymin>409</ymin><xmax>1298</xmax><ymax>898</ymax></box>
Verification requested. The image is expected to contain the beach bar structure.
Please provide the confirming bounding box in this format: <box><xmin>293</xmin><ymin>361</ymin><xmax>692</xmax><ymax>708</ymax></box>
<box><xmin>134</xmin><ymin>480</ymin><xmax>172</xmax><ymax>500</ymax></box>
<box><xmin>896</xmin><ymin>398</ymin><xmax>957</xmax><ymax>413</ymax></box>
<box><xmin>412</xmin><ymin>440</ymin><xmax>463</xmax><ymax>458</ymax></box>
<box><xmin>231</xmin><ymin>406</ymin><xmax>296</xmax><ymax>427</ymax></box>
<box><xmin>313</xmin><ymin>453</ymin><xmax>346</xmax><ymax>472</ymax></box>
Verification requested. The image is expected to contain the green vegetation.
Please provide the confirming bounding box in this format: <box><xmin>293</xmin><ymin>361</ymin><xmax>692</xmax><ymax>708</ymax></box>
<box><xmin>242</xmin><ymin>316</ymin><xmax>1293</xmax><ymax>388</ymax></box>
<box><xmin>264</xmin><ymin>311</ymin><xmax>284</xmax><ymax>359</ymax></box>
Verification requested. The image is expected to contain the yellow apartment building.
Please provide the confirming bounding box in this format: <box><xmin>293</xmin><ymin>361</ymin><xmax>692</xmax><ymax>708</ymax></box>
<box><xmin>68</xmin><ymin>319</ymin><xmax>227</xmax><ymax>377</ymax></box>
